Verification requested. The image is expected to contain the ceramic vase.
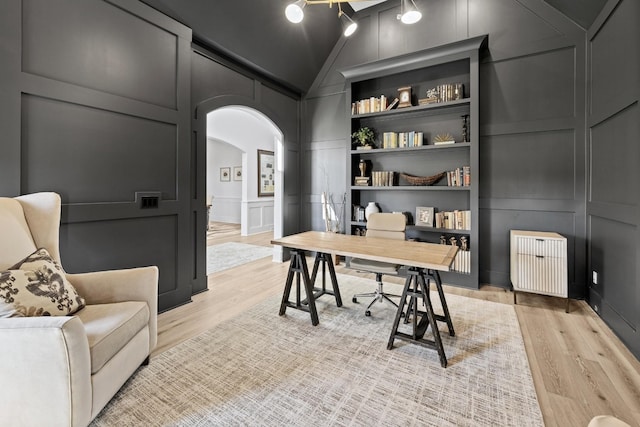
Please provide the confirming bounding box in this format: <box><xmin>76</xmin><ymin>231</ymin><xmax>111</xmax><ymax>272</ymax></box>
<box><xmin>364</xmin><ymin>202</ymin><xmax>380</xmax><ymax>220</ymax></box>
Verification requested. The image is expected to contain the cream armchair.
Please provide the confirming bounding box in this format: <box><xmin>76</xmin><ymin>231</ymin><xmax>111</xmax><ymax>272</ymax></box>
<box><xmin>0</xmin><ymin>192</ymin><xmax>158</xmax><ymax>427</ymax></box>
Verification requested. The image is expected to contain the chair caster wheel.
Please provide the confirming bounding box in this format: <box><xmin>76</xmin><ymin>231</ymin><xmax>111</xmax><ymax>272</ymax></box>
<box><xmin>352</xmin><ymin>297</ymin><xmax>358</xmax><ymax>303</ymax></box>
<box><xmin>365</xmin><ymin>310</ymin><xmax>371</xmax><ymax>317</ymax></box>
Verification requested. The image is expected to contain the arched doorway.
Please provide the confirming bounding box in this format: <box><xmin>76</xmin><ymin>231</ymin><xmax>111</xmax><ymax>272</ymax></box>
<box><xmin>206</xmin><ymin>106</ymin><xmax>284</xmax><ymax>257</ymax></box>
<box><xmin>191</xmin><ymin>95</ymin><xmax>291</xmax><ymax>296</ymax></box>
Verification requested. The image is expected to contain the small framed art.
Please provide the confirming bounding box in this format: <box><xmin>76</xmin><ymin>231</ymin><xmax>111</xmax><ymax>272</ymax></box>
<box><xmin>220</xmin><ymin>167</ymin><xmax>231</xmax><ymax>182</ymax></box>
<box><xmin>258</xmin><ymin>149</ymin><xmax>275</xmax><ymax>197</ymax></box>
<box><xmin>415</xmin><ymin>206</ymin><xmax>435</xmax><ymax>227</ymax></box>
<box><xmin>233</xmin><ymin>166</ymin><xmax>242</xmax><ymax>181</ymax></box>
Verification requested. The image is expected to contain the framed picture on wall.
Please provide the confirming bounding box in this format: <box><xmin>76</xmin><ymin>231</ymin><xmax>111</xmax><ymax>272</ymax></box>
<box><xmin>258</xmin><ymin>149</ymin><xmax>275</xmax><ymax>197</ymax></box>
<box><xmin>233</xmin><ymin>166</ymin><xmax>242</xmax><ymax>181</ymax></box>
<box><xmin>220</xmin><ymin>167</ymin><xmax>231</xmax><ymax>182</ymax></box>
<box><xmin>416</xmin><ymin>206</ymin><xmax>435</xmax><ymax>227</ymax></box>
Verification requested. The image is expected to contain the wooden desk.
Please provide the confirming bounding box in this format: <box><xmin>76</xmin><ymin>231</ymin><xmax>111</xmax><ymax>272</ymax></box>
<box><xmin>271</xmin><ymin>231</ymin><xmax>459</xmax><ymax>367</ymax></box>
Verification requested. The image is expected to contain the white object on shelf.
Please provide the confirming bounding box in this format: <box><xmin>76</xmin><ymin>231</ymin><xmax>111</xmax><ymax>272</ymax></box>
<box><xmin>510</xmin><ymin>230</ymin><xmax>569</xmax><ymax>311</ymax></box>
<box><xmin>364</xmin><ymin>202</ymin><xmax>380</xmax><ymax>220</ymax></box>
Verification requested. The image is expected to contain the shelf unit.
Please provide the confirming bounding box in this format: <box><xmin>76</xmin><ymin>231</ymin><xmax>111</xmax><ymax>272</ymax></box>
<box><xmin>340</xmin><ymin>36</ymin><xmax>487</xmax><ymax>289</ymax></box>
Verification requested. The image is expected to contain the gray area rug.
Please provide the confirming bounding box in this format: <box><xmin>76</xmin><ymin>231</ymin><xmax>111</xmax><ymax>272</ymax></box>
<box><xmin>207</xmin><ymin>242</ymin><xmax>273</xmax><ymax>274</ymax></box>
<box><xmin>91</xmin><ymin>274</ymin><xmax>544</xmax><ymax>427</ymax></box>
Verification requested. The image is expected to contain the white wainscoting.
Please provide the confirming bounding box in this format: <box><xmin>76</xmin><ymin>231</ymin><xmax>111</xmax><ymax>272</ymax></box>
<box><xmin>211</xmin><ymin>197</ymin><xmax>241</xmax><ymax>224</ymax></box>
<box><xmin>242</xmin><ymin>199</ymin><xmax>274</xmax><ymax>236</ymax></box>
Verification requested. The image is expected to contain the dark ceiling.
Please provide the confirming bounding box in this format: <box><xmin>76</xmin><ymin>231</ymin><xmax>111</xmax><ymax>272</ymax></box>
<box><xmin>142</xmin><ymin>0</ymin><xmax>343</xmax><ymax>94</ymax></box>
<box><xmin>141</xmin><ymin>0</ymin><xmax>608</xmax><ymax>95</ymax></box>
<box><xmin>544</xmin><ymin>0</ymin><xmax>608</xmax><ymax>29</ymax></box>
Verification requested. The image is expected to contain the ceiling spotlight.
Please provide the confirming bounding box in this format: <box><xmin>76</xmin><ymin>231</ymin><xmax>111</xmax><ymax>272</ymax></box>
<box><xmin>398</xmin><ymin>0</ymin><xmax>422</xmax><ymax>24</ymax></box>
<box><xmin>341</xmin><ymin>14</ymin><xmax>358</xmax><ymax>37</ymax></box>
<box><xmin>285</xmin><ymin>0</ymin><xmax>306</xmax><ymax>23</ymax></box>
<box><xmin>338</xmin><ymin>3</ymin><xmax>358</xmax><ymax>37</ymax></box>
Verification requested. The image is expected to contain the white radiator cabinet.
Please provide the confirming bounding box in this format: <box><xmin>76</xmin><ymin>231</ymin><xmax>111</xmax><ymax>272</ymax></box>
<box><xmin>510</xmin><ymin>230</ymin><xmax>569</xmax><ymax>311</ymax></box>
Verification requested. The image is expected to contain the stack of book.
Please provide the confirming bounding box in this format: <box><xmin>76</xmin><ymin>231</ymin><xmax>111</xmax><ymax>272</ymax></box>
<box><xmin>371</xmin><ymin>171</ymin><xmax>395</xmax><ymax>187</ymax></box>
<box><xmin>382</xmin><ymin>131</ymin><xmax>424</xmax><ymax>148</ymax></box>
<box><xmin>446</xmin><ymin>166</ymin><xmax>471</xmax><ymax>187</ymax></box>
<box><xmin>434</xmin><ymin>210</ymin><xmax>471</xmax><ymax>230</ymax></box>
<box><xmin>354</xmin><ymin>176</ymin><xmax>370</xmax><ymax>186</ymax></box>
<box><xmin>352</xmin><ymin>95</ymin><xmax>388</xmax><ymax>115</ymax></box>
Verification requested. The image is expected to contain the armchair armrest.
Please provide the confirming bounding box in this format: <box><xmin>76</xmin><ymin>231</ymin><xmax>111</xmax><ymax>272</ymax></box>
<box><xmin>0</xmin><ymin>316</ymin><xmax>92</xmax><ymax>427</ymax></box>
<box><xmin>66</xmin><ymin>266</ymin><xmax>159</xmax><ymax>352</ymax></box>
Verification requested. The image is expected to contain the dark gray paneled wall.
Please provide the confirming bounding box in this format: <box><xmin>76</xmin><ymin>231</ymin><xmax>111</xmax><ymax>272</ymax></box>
<box><xmin>189</xmin><ymin>47</ymin><xmax>301</xmax><ymax>293</ymax></box>
<box><xmin>0</xmin><ymin>0</ymin><xmax>193</xmax><ymax>312</ymax></box>
<box><xmin>587</xmin><ymin>0</ymin><xmax>639</xmax><ymax>357</ymax></box>
<box><xmin>303</xmin><ymin>0</ymin><xmax>587</xmax><ymax>295</ymax></box>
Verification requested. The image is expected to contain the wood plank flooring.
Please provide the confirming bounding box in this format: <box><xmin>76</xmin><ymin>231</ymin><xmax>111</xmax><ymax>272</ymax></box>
<box><xmin>155</xmin><ymin>223</ymin><xmax>640</xmax><ymax>427</ymax></box>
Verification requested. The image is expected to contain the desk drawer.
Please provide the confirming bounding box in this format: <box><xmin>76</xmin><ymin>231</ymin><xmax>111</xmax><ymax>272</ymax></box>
<box><xmin>513</xmin><ymin>236</ymin><xmax>565</xmax><ymax>258</ymax></box>
<box><xmin>514</xmin><ymin>254</ymin><xmax>567</xmax><ymax>297</ymax></box>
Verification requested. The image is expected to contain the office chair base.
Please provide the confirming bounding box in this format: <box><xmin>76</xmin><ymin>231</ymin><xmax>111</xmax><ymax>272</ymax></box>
<box><xmin>352</xmin><ymin>281</ymin><xmax>403</xmax><ymax>317</ymax></box>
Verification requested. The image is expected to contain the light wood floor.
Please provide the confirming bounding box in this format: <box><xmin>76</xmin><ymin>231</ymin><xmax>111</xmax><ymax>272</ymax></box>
<box><xmin>155</xmin><ymin>223</ymin><xmax>640</xmax><ymax>427</ymax></box>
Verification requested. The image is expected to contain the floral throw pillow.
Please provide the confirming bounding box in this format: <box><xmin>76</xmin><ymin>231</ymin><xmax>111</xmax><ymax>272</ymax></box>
<box><xmin>0</xmin><ymin>248</ymin><xmax>86</xmax><ymax>318</ymax></box>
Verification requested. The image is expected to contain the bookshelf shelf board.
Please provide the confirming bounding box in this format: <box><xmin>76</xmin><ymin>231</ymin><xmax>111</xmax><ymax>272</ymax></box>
<box><xmin>352</xmin><ymin>98</ymin><xmax>471</xmax><ymax>119</ymax></box>
<box><xmin>351</xmin><ymin>142</ymin><xmax>471</xmax><ymax>155</ymax></box>
<box><xmin>407</xmin><ymin>225</ymin><xmax>471</xmax><ymax>234</ymax></box>
<box><xmin>350</xmin><ymin>186</ymin><xmax>471</xmax><ymax>191</ymax></box>
<box><xmin>350</xmin><ymin>221</ymin><xmax>471</xmax><ymax>239</ymax></box>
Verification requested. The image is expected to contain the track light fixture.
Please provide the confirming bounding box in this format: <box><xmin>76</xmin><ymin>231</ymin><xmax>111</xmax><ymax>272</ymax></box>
<box><xmin>398</xmin><ymin>0</ymin><xmax>422</xmax><ymax>24</ymax></box>
<box><xmin>285</xmin><ymin>0</ymin><xmax>363</xmax><ymax>37</ymax></box>
<box><xmin>285</xmin><ymin>0</ymin><xmax>423</xmax><ymax>36</ymax></box>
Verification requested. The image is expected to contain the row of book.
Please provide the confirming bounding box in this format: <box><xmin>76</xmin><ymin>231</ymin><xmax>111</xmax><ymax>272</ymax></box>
<box><xmin>369</xmin><ymin>171</ymin><xmax>395</xmax><ymax>187</ymax></box>
<box><xmin>446</xmin><ymin>166</ymin><xmax>471</xmax><ymax>187</ymax></box>
<box><xmin>451</xmin><ymin>250</ymin><xmax>471</xmax><ymax>274</ymax></box>
<box><xmin>381</xmin><ymin>131</ymin><xmax>424</xmax><ymax>148</ymax></box>
<box><xmin>419</xmin><ymin>83</ymin><xmax>465</xmax><ymax>105</ymax></box>
<box><xmin>434</xmin><ymin>210</ymin><xmax>471</xmax><ymax>230</ymax></box>
<box><xmin>351</xmin><ymin>95</ymin><xmax>399</xmax><ymax>115</ymax></box>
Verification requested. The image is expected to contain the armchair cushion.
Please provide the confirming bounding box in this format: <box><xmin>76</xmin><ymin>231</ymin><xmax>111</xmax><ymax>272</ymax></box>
<box><xmin>0</xmin><ymin>248</ymin><xmax>86</xmax><ymax>318</ymax></box>
<box><xmin>76</xmin><ymin>301</ymin><xmax>150</xmax><ymax>373</ymax></box>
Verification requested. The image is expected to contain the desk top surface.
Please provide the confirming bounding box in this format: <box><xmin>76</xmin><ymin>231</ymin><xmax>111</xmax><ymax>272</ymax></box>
<box><xmin>272</xmin><ymin>231</ymin><xmax>458</xmax><ymax>272</ymax></box>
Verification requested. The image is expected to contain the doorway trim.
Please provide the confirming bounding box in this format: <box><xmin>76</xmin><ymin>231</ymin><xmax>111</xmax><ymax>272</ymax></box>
<box><xmin>191</xmin><ymin>95</ymin><xmax>287</xmax><ymax>295</ymax></box>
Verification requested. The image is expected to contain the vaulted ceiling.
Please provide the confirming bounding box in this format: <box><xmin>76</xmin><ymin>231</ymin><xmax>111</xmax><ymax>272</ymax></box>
<box><xmin>142</xmin><ymin>0</ymin><xmax>344</xmax><ymax>94</ymax></box>
<box><xmin>142</xmin><ymin>0</ymin><xmax>608</xmax><ymax>95</ymax></box>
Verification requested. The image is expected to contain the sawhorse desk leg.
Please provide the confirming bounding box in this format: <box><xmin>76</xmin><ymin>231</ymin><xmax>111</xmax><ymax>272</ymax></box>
<box><xmin>387</xmin><ymin>267</ymin><xmax>455</xmax><ymax>368</ymax></box>
<box><xmin>279</xmin><ymin>250</ymin><xmax>342</xmax><ymax>326</ymax></box>
<box><xmin>308</xmin><ymin>252</ymin><xmax>343</xmax><ymax>307</ymax></box>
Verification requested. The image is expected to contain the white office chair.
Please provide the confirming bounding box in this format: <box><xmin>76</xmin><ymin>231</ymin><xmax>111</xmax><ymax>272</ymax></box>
<box><xmin>350</xmin><ymin>212</ymin><xmax>406</xmax><ymax>316</ymax></box>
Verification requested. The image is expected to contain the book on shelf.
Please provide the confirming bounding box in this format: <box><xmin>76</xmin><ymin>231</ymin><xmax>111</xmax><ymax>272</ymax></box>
<box><xmin>446</xmin><ymin>166</ymin><xmax>471</xmax><ymax>187</ymax></box>
<box><xmin>381</xmin><ymin>131</ymin><xmax>424</xmax><ymax>149</ymax></box>
<box><xmin>438</xmin><ymin>233</ymin><xmax>470</xmax><ymax>274</ymax></box>
<box><xmin>371</xmin><ymin>171</ymin><xmax>395</xmax><ymax>187</ymax></box>
<box><xmin>354</xmin><ymin>176</ymin><xmax>370</xmax><ymax>186</ymax></box>
<box><xmin>452</xmin><ymin>250</ymin><xmax>471</xmax><ymax>274</ymax></box>
<box><xmin>352</xmin><ymin>94</ymin><xmax>388</xmax><ymax>115</ymax></box>
<box><xmin>386</xmin><ymin>97</ymin><xmax>399</xmax><ymax>110</ymax></box>
<box><xmin>434</xmin><ymin>210</ymin><xmax>471</xmax><ymax>230</ymax></box>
